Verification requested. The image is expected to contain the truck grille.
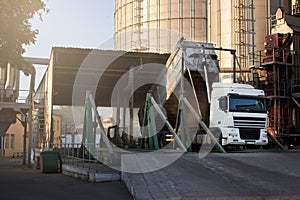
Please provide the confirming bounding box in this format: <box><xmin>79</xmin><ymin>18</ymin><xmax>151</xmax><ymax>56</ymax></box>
<box><xmin>233</xmin><ymin>117</ymin><xmax>266</xmax><ymax>140</ymax></box>
<box><xmin>239</xmin><ymin>128</ymin><xmax>261</xmax><ymax>140</ymax></box>
<box><xmin>233</xmin><ymin>117</ymin><xmax>266</xmax><ymax>129</ymax></box>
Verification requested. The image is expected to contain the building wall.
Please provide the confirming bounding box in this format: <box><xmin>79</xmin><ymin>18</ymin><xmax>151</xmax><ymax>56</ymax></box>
<box><xmin>0</xmin><ymin>114</ymin><xmax>62</xmax><ymax>157</ymax></box>
<box><xmin>1</xmin><ymin>118</ymin><xmax>28</xmax><ymax>157</ymax></box>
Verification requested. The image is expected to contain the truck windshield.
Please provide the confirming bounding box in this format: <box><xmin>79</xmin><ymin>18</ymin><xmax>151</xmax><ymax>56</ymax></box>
<box><xmin>229</xmin><ymin>96</ymin><xmax>267</xmax><ymax>113</ymax></box>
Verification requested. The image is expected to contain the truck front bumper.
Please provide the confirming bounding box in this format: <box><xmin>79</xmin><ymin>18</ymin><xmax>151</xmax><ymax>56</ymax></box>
<box><xmin>222</xmin><ymin>128</ymin><xmax>268</xmax><ymax>146</ymax></box>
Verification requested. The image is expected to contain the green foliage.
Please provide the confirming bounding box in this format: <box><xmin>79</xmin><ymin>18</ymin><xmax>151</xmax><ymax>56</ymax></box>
<box><xmin>0</xmin><ymin>0</ymin><xmax>48</xmax><ymax>75</ymax></box>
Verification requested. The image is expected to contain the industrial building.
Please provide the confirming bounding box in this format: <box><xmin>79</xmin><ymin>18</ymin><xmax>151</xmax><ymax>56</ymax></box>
<box><xmin>114</xmin><ymin>0</ymin><xmax>292</xmax><ymax>67</ymax></box>
<box><xmin>113</xmin><ymin>0</ymin><xmax>300</xmax><ymax>145</ymax></box>
<box><xmin>2</xmin><ymin>2</ymin><xmax>300</xmax><ymax>199</ymax></box>
<box><xmin>114</xmin><ymin>0</ymin><xmax>299</xmax><ymax>80</ymax></box>
<box><xmin>1</xmin><ymin>0</ymin><xmax>300</xmax><ymax>164</ymax></box>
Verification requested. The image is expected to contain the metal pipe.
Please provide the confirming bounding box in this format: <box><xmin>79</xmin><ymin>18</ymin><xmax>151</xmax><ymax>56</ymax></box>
<box><xmin>14</xmin><ymin>69</ymin><xmax>20</xmax><ymax>100</ymax></box>
<box><xmin>266</xmin><ymin>0</ymin><xmax>270</xmax><ymax>35</ymax></box>
<box><xmin>218</xmin><ymin>0</ymin><xmax>221</xmax><ymax>47</ymax></box>
<box><xmin>251</xmin><ymin>0</ymin><xmax>255</xmax><ymax>66</ymax></box>
<box><xmin>181</xmin><ymin>51</ymin><xmax>185</xmax><ymax>95</ymax></box>
<box><xmin>27</xmin><ymin>68</ymin><xmax>35</xmax><ymax>168</ymax></box>
<box><xmin>5</xmin><ymin>63</ymin><xmax>14</xmax><ymax>98</ymax></box>
<box><xmin>233</xmin><ymin>54</ymin><xmax>237</xmax><ymax>83</ymax></box>
<box><xmin>122</xmin><ymin>101</ymin><xmax>126</xmax><ymax>135</ymax></box>
<box><xmin>129</xmin><ymin>66</ymin><xmax>134</xmax><ymax>147</ymax></box>
<box><xmin>94</xmin><ymin>110</ymin><xmax>97</xmax><ymax>149</ymax></box>
<box><xmin>203</xmin><ymin>65</ymin><xmax>211</xmax><ymax>103</ymax></box>
<box><xmin>16</xmin><ymin>115</ymin><xmax>27</xmax><ymax>165</ymax></box>
<box><xmin>23</xmin><ymin>57</ymin><xmax>49</xmax><ymax>65</ymax></box>
<box><xmin>116</xmin><ymin>96</ymin><xmax>120</xmax><ymax>127</ymax></box>
<box><xmin>23</xmin><ymin>116</ymin><xmax>27</xmax><ymax>165</ymax></box>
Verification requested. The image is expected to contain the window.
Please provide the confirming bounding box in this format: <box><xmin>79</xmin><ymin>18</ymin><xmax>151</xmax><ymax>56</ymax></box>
<box><xmin>5</xmin><ymin>135</ymin><xmax>9</xmax><ymax>149</ymax></box>
<box><xmin>57</xmin><ymin>120</ymin><xmax>60</xmax><ymax>131</ymax></box>
<box><xmin>10</xmin><ymin>134</ymin><xmax>15</xmax><ymax>149</ymax></box>
<box><xmin>229</xmin><ymin>95</ymin><xmax>267</xmax><ymax>113</ymax></box>
<box><xmin>219</xmin><ymin>96</ymin><xmax>228</xmax><ymax>112</ymax></box>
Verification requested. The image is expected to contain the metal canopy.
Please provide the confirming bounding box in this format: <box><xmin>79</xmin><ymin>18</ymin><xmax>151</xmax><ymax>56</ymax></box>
<box><xmin>51</xmin><ymin>47</ymin><xmax>170</xmax><ymax>107</ymax></box>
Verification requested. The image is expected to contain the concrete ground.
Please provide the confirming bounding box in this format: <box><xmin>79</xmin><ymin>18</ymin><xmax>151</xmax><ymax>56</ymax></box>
<box><xmin>2</xmin><ymin>151</ymin><xmax>300</xmax><ymax>200</ymax></box>
<box><xmin>0</xmin><ymin>156</ymin><xmax>132</xmax><ymax>200</ymax></box>
<box><xmin>122</xmin><ymin>151</ymin><xmax>300</xmax><ymax>200</ymax></box>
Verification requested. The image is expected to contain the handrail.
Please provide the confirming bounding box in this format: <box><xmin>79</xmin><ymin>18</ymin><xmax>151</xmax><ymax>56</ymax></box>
<box><xmin>0</xmin><ymin>89</ymin><xmax>31</xmax><ymax>104</ymax></box>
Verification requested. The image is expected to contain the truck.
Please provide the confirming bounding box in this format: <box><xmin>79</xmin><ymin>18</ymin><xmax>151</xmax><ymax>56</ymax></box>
<box><xmin>209</xmin><ymin>83</ymin><xmax>268</xmax><ymax>146</ymax></box>
<box><xmin>145</xmin><ymin>39</ymin><xmax>269</xmax><ymax>150</ymax></box>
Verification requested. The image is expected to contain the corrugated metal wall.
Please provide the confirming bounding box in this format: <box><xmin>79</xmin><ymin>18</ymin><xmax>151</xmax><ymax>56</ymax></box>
<box><xmin>114</xmin><ymin>0</ymin><xmax>294</xmax><ymax>71</ymax></box>
<box><xmin>208</xmin><ymin>0</ymin><xmax>267</xmax><ymax>70</ymax></box>
<box><xmin>114</xmin><ymin>0</ymin><xmax>207</xmax><ymax>53</ymax></box>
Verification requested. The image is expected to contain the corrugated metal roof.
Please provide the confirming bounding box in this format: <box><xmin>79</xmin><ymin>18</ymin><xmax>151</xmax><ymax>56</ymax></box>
<box><xmin>50</xmin><ymin>47</ymin><xmax>170</xmax><ymax>107</ymax></box>
<box><xmin>285</xmin><ymin>14</ymin><xmax>300</xmax><ymax>32</ymax></box>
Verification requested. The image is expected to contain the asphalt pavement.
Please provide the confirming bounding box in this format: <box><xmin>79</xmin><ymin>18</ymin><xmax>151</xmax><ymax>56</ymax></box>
<box><xmin>0</xmin><ymin>156</ymin><xmax>132</xmax><ymax>200</ymax></box>
<box><xmin>122</xmin><ymin>151</ymin><xmax>300</xmax><ymax>199</ymax></box>
<box><xmin>3</xmin><ymin>151</ymin><xmax>300</xmax><ymax>200</ymax></box>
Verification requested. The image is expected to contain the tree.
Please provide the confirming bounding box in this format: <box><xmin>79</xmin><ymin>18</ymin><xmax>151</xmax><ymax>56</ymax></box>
<box><xmin>0</xmin><ymin>0</ymin><xmax>48</xmax><ymax>75</ymax></box>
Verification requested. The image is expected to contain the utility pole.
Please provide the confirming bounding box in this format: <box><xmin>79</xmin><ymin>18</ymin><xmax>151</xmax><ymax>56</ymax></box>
<box><xmin>22</xmin><ymin>116</ymin><xmax>27</xmax><ymax>165</ymax></box>
<box><xmin>27</xmin><ymin>70</ymin><xmax>35</xmax><ymax>168</ymax></box>
<box><xmin>16</xmin><ymin>115</ymin><xmax>27</xmax><ymax>165</ymax></box>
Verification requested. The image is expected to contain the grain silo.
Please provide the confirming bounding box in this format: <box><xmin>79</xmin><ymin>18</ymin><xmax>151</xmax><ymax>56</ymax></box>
<box><xmin>114</xmin><ymin>0</ymin><xmax>292</xmax><ymax>76</ymax></box>
<box><xmin>114</xmin><ymin>0</ymin><xmax>207</xmax><ymax>53</ymax></box>
<box><xmin>208</xmin><ymin>0</ymin><xmax>268</xmax><ymax>72</ymax></box>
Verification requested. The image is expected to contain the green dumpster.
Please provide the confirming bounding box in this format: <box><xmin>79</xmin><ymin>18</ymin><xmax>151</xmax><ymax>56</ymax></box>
<box><xmin>40</xmin><ymin>151</ymin><xmax>59</xmax><ymax>173</ymax></box>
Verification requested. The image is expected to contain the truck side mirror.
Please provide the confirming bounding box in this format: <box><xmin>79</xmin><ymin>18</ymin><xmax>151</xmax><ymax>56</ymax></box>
<box><xmin>219</xmin><ymin>96</ymin><xmax>228</xmax><ymax>112</ymax></box>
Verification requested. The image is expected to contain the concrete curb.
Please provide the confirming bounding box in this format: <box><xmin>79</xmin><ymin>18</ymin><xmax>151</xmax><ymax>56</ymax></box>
<box><xmin>62</xmin><ymin>164</ymin><xmax>121</xmax><ymax>183</ymax></box>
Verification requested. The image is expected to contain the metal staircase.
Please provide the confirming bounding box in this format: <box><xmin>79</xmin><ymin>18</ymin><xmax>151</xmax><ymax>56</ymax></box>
<box><xmin>234</xmin><ymin>0</ymin><xmax>255</xmax><ymax>68</ymax></box>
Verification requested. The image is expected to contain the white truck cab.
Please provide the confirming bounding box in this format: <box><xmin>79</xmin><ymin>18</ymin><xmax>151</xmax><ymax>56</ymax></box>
<box><xmin>209</xmin><ymin>83</ymin><xmax>268</xmax><ymax>146</ymax></box>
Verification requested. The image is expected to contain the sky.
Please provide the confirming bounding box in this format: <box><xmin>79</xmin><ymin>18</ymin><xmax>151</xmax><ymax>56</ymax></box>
<box><xmin>21</xmin><ymin>0</ymin><xmax>115</xmax><ymax>89</ymax></box>
<box><xmin>24</xmin><ymin>0</ymin><xmax>115</xmax><ymax>58</ymax></box>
